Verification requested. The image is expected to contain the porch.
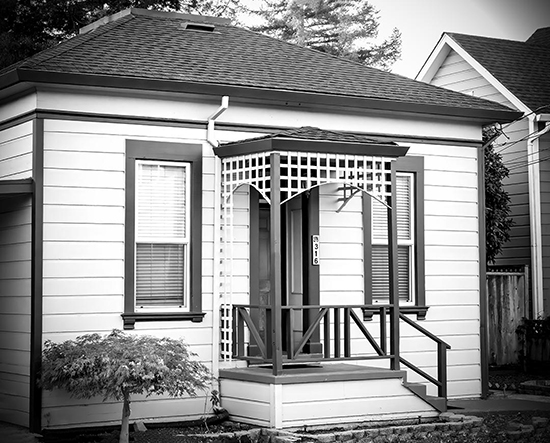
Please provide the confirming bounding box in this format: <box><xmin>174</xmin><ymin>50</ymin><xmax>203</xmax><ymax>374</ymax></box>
<box><xmin>212</xmin><ymin>127</ymin><xmax>450</xmax><ymax>428</ymax></box>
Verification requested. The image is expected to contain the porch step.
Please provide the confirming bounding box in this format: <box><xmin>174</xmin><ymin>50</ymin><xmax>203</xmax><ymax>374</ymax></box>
<box><xmin>403</xmin><ymin>382</ymin><xmax>447</xmax><ymax>412</ymax></box>
<box><xmin>220</xmin><ymin>364</ymin><xmax>441</xmax><ymax>428</ymax></box>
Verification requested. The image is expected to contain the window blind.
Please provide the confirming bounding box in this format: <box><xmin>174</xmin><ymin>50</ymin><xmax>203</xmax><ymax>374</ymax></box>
<box><xmin>372</xmin><ymin>245</ymin><xmax>411</xmax><ymax>301</ymax></box>
<box><xmin>372</xmin><ymin>173</ymin><xmax>413</xmax><ymax>302</ymax></box>
<box><xmin>135</xmin><ymin>162</ymin><xmax>189</xmax><ymax>307</ymax></box>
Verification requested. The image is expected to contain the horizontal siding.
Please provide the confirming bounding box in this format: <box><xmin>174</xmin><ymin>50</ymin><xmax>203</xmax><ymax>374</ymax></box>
<box><xmin>406</xmin><ymin>143</ymin><xmax>482</xmax><ymax>397</ymax></box>
<box><xmin>320</xmin><ymin>185</ymin><xmax>364</xmax><ymax>305</ymax></box>
<box><xmin>539</xmin><ymin>134</ymin><xmax>550</xmax><ymax>315</ymax></box>
<box><xmin>431</xmin><ymin>49</ymin><xmax>514</xmax><ymax>108</ymax></box>
<box><xmin>0</xmin><ymin>195</ymin><xmax>32</xmax><ymax>427</ymax></box>
<box><xmin>0</xmin><ymin>121</ymin><xmax>33</xmax><ymax>180</ymax></box>
<box><xmin>40</xmin><ymin>119</ymin><xmax>219</xmax><ymax>428</ymax></box>
<box><xmin>428</xmin><ymin>49</ymin><xmax>530</xmax><ymax>268</ymax></box>
<box><xmin>494</xmin><ymin>121</ymin><xmax>531</xmax><ymax>266</ymax></box>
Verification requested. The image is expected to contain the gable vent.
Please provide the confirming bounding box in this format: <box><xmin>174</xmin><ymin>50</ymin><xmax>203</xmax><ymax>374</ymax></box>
<box><xmin>181</xmin><ymin>22</ymin><xmax>216</xmax><ymax>32</ymax></box>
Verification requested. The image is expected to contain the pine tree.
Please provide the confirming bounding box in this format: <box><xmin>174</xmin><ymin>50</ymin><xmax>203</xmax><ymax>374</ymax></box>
<box><xmin>247</xmin><ymin>0</ymin><xmax>401</xmax><ymax>70</ymax></box>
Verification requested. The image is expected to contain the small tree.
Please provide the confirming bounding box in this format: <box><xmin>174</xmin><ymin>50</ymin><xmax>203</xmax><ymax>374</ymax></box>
<box><xmin>484</xmin><ymin>125</ymin><xmax>514</xmax><ymax>264</ymax></box>
<box><xmin>41</xmin><ymin>330</ymin><xmax>211</xmax><ymax>443</ymax></box>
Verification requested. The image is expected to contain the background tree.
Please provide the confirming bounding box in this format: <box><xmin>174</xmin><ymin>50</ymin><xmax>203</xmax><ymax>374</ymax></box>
<box><xmin>484</xmin><ymin>125</ymin><xmax>514</xmax><ymax>264</ymax></box>
<box><xmin>0</xmin><ymin>0</ymin><xmax>242</xmax><ymax>69</ymax></box>
<box><xmin>41</xmin><ymin>330</ymin><xmax>211</xmax><ymax>443</ymax></box>
<box><xmin>246</xmin><ymin>0</ymin><xmax>401</xmax><ymax>70</ymax></box>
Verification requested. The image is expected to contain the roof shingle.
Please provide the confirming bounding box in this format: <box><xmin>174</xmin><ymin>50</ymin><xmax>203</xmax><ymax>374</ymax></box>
<box><xmin>1</xmin><ymin>9</ymin><xmax>518</xmax><ymax>118</ymax></box>
<box><xmin>449</xmin><ymin>29</ymin><xmax>550</xmax><ymax>112</ymax></box>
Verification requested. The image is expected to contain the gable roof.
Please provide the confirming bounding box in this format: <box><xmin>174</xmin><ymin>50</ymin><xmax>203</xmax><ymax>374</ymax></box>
<box><xmin>0</xmin><ymin>8</ymin><xmax>519</xmax><ymax>122</ymax></box>
<box><xmin>429</xmin><ymin>29</ymin><xmax>550</xmax><ymax>113</ymax></box>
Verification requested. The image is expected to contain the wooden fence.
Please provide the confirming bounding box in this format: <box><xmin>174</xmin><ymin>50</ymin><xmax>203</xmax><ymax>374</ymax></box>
<box><xmin>486</xmin><ymin>265</ymin><xmax>530</xmax><ymax>366</ymax></box>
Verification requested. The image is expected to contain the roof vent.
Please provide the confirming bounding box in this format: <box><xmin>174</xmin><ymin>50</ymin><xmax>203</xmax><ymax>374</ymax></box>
<box><xmin>181</xmin><ymin>22</ymin><xmax>216</xmax><ymax>32</ymax></box>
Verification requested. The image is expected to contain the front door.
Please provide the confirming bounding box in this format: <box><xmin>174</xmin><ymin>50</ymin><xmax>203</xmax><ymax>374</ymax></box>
<box><xmin>285</xmin><ymin>196</ymin><xmax>304</xmax><ymax>350</ymax></box>
<box><xmin>251</xmin><ymin>190</ymin><xmax>321</xmax><ymax>357</ymax></box>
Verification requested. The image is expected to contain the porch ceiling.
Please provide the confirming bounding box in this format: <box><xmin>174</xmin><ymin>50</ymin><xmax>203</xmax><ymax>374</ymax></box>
<box><xmin>214</xmin><ymin>126</ymin><xmax>409</xmax><ymax>158</ymax></box>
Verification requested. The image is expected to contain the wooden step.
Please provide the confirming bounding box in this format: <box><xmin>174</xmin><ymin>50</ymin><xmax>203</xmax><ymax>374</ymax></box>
<box><xmin>403</xmin><ymin>382</ymin><xmax>447</xmax><ymax>412</ymax></box>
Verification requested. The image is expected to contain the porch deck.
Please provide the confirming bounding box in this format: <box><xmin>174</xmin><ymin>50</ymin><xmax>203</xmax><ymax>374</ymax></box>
<box><xmin>219</xmin><ymin>363</ymin><xmax>441</xmax><ymax>429</ymax></box>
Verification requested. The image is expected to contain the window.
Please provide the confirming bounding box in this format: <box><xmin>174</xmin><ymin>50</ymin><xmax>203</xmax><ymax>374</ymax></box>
<box><xmin>372</xmin><ymin>173</ymin><xmax>414</xmax><ymax>303</ymax></box>
<box><xmin>363</xmin><ymin>156</ymin><xmax>426</xmax><ymax>319</ymax></box>
<box><xmin>135</xmin><ymin>161</ymin><xmax>189</xmax><ymax>308</ymax></box>
<box><xmin>123</xmin><ymin>140</ymin><xmax>204</xmax><ymax>329</ymax></box>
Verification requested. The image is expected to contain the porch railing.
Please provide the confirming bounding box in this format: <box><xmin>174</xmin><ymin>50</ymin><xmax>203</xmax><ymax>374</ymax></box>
<box><xmin>228</xmin><ymin>304</ymin><xmax>450</xmax><ymax>398</ymax></box>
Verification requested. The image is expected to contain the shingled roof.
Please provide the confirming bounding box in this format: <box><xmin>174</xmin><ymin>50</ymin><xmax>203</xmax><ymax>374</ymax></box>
<box><xmin>448</xmin><ymin>29</ymin><xmax>550</xmax><ymax>112</ymax></box>
<box><xmin>0</xmin><ymin>8</ymin><xmax>519</xmax><ymax>121</ymax></box>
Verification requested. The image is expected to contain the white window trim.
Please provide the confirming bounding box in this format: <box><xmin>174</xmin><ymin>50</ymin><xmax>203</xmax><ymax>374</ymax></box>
<box><xmin>134</xmin><ymin>160</ymin><xmax>191</xmax><ymax>311</ymax></box>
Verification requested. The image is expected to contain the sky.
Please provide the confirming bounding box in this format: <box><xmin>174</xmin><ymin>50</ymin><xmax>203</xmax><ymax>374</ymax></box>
<box><xmin>367</xmin><ymin>0</ymin><xmax>550</xmax><ymax>78</ymax></box>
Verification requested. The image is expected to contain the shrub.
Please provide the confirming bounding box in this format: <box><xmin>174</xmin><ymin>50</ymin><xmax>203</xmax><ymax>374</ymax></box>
<box><xmin>42</xmin><ymin>329</ymin><xmax>211</xmax><ymax>443</ymax></box>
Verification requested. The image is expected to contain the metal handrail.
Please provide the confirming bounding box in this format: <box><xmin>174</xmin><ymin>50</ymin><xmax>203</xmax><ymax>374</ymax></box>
<box><xmin>399</xmin><ymin>313</ymin><xmax>451</xmax><ymax>398</ymax></box>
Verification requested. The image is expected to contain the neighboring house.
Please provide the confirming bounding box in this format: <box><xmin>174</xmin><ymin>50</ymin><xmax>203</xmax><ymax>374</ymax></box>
<box><xmin>417</xmin><ymin>28</ymin><xmax>550</xmax><ymax>319</ymax></box>
<box><xmin>0</xmin><ymin>9</ymin><xmax>520</xmax><ymax>433</ymax></box>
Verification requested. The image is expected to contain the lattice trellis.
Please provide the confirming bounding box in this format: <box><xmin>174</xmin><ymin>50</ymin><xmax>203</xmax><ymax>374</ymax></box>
<box><xmin>218</xmin><ymin>150</ymin><xmax>395</xmax><ymax>361</ymax></box>
<box><xmin>221</xmin><ymin>151</ymin><xmax>393</xmax><ymax>204</ymax></box>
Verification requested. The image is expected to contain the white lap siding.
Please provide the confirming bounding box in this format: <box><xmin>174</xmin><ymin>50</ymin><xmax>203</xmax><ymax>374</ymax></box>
<box><xmin>407</xmin><ymin>143</ymin><xmax>482</xmax><ymax>398</ymax></box>
<box><xmin>0</xmin><ymin>121</ymin><xmax>33</xmax><ymax>180</ymax></box>
<box><xmin>319</xmin><ymin>184</ymin><xmax>364</xmax><ymax>305</ymax></box>
<box><xmin>427</xmin><ymin>48</ymin><xmax>529</xmax><ymax>268</ymax></box>
<box><xmin>0</xmin><ymin>195</ymin><xmax>32</xmax><ymax>427</ymax></box>
<box><xmin>40</xmin><ymin>119</ymin><xmax>217</xmax><ymax>428</ymax></box>
<box><xmin>0</xmin><ymin>121</ymin><xmax>33</xmax><ymax>427</ymax></box>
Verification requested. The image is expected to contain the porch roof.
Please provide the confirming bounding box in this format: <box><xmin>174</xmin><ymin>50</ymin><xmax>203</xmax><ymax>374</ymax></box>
<box><xmin>214</xmin><ymin>127</ymin><xmax>409</xmax><ymax>158</ymax></box>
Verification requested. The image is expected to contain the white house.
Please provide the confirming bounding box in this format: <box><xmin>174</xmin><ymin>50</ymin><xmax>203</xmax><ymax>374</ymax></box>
<box><xmin>417</xmin><ymin>27</ymin><xmax>550</xmax><ymax>318</ymax></box>
<box><xmin>0</xmin><ymin>8</ymin><xmax>520</xmax><ymax>433</ymax></box>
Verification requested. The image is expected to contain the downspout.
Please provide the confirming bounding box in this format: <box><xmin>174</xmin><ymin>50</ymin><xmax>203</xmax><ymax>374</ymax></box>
<box><xmin>208</xmin><ymin>96</ymin><xmax>229</xmax><ymax>392</ymax></box>
<box><xmin>527</xmin><ymin>115</ymin><xmax>544</xmax><ymax>318</ymax></box>
<box><xmin>208</xmin><ymin>96</ymin><xmax>229</xmax><ymax>148</ymax></box>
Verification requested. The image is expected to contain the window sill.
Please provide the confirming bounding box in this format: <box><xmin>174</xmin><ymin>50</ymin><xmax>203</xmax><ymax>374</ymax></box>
<box><xmin>122</xmin><ymin>312</ymin><xmax>206</xmax><ymax>330</ymax></box>
<box><xmin>362</xmin><ymin>306</ymin><xmax>429</xmax><ymax>321</ymax></box>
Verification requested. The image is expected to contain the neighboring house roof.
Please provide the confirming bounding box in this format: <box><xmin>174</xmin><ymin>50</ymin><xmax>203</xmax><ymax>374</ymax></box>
<box><xmin>0</xmin><ymin>8</ymin><xmax>519</xmax><ymax>122</ymax></box>
<box><xmin>419</xmin><ymin>28</ymin><xmax>550</xmax><ymax>113</ymax></box>
<box><xmin>449</xmin><ymin>30</ymin><xmax>550</xmax><ymax>112</ymax></box>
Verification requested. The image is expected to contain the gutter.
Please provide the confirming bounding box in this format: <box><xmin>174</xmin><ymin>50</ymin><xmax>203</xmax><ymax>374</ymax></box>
<box><xmin>1</xmin><ymin>69</ymin><xmax>522</xmax><ymax>124</ymax></box>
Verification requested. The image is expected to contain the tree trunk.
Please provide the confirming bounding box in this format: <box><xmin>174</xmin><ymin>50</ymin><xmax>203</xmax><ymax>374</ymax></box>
<box><xmin>119</xmin><ymin>393</ymin><xmax>131</xmax><ymax>443</ymax></box>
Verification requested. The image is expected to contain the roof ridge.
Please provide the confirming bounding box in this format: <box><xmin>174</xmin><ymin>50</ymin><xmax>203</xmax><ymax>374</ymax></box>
<box><xmin>80</xmin><ymin>7</ymin><xmax>230</xmax><ymax>34</ymax></box>
<box><xmin>448</xmin><ymin>32</ymin><xmax>522</xmax><ymax>44</ymax></box>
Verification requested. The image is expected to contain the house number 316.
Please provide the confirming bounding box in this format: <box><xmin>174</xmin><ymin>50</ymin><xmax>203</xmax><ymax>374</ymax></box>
<box><xmin>312</xmin><ymin>235</ymin><xmax>320</xmax><ymax>266</ymax></box>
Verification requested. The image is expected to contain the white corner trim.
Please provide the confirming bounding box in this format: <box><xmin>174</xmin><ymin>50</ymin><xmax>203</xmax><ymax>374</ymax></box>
<box><xmin>417</xmin><ymin>34</ymin><xmax>530</xmax><ymax>115</ymax></box>
<box><xmin>415</xmin><ymin>34</ymin><xmax>451</xmax><ymax>82</ymax></box>
<box><xmin>527</xmin><ymin>116</ymin><xmax>544</xmax><ymax>318</ymax></box>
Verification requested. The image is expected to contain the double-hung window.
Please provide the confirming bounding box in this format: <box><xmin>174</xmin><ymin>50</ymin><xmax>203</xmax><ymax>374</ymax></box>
<box><xmin>135</xmin><ymin>160</ymin><xmax>190</xmax><ymax>308</ymax></box>
<box><xmin>371</xmin><ymin>173</ymin><xmax>414</xmax><ymax>303</ymax></box>
<box><xmin>123</xmin><ymin>140</ymin><xmax>203</xmax><ymax>329</ymax></box>
<box><xmin>363</xmin><ymin>156</ymin><xmax>426</xmax><ymax>319</ymax></box>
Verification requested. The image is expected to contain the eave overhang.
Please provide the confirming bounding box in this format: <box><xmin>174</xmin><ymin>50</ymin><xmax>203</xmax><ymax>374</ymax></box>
<box><xmin>0</xmin><ymin>68</ymin><xmax>523</xmax><ymax>124</ymax></box>
<box><xmin>214</xmin><ymin>136</ymin><xmax>410</xmax><ymax>158</ymax></box>
<box><xmin>0</xmin><ymin>178</ymin><xmax>34</xmax><ymax>195</ymax></box>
